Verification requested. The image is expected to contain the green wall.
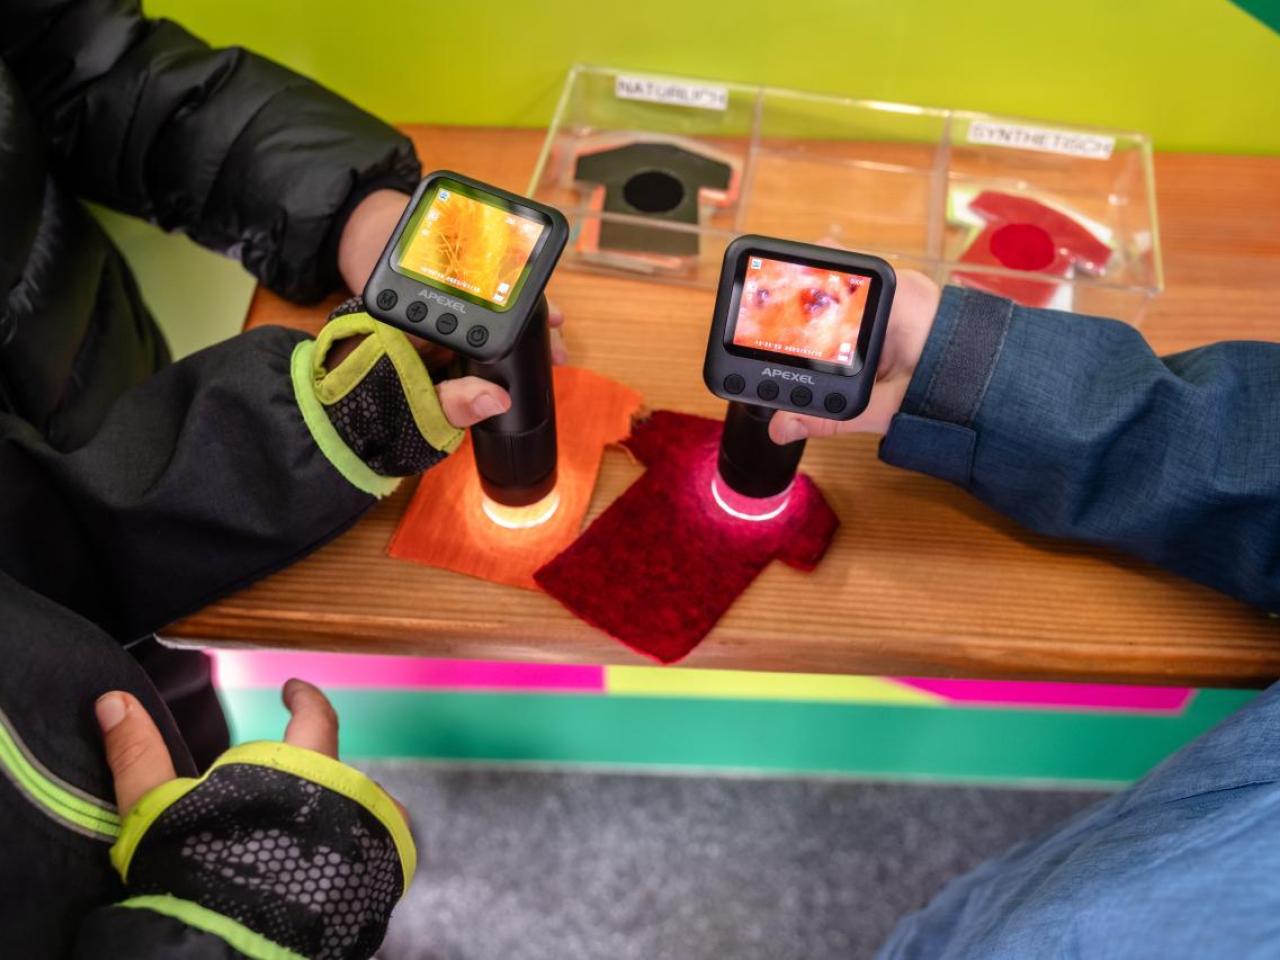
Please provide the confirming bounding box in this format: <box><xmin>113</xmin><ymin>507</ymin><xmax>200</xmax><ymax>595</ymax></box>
<box><xmin>147</xmin><ymin>0</ymin><xmax>1280</xmax><ymax>154</ymax></box>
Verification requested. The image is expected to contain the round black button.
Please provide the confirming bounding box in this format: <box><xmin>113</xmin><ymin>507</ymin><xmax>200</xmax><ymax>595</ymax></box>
<box><xmin>790</xmin><ymin>386</ymin><xmax>813</xmax><ymax>407</ymax></box>
<box><xmin>375</xmin><ymin>289</ymin><xmax>398</xmax><ymax>310</ymax></box>
<box><xmin>435</xmin><ymin>313</ymin><xmax>458</xmax><ymax>335</ymax></box>
<box><xmin>824</xmin><ymin>393</ymin><xmax>848</xmax><ymax>414</ymax></box>
<box><xmin>466</xmin><ymin>325</ymin><xmax>489</xmax><ymax>348</ymax></box>
<box><xmin>723</xmin><ymin>373</ymin><xmax>746</xmax><ymax>395</ymax></box>
<box><xmin>405</xmin><ymin>301</ymin><xmax>427</xmax><ymax>323</ymax></box>
<box><xmin>756</xmin><ymin>380</ymin><xmax>780</xmax><ymax>401</ymax></box>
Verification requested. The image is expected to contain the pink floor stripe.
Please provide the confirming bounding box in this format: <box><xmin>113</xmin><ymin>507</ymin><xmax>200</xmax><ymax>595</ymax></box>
<box><xmin>898</xmin><ymin>678</ymin><xmax>1194</xmax><ymax>714</ymax></box>
<box><xmin>211</xmin><ymin>650</ymin><xmax>605</xmax><ymax>694</ymax></box>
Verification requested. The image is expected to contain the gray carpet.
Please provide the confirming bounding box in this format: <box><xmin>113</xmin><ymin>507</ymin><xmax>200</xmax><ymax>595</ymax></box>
<box><xmin>363</xmin><ymin>764</ymin><xmax>1104</xmax><ymax>960</ymax></box>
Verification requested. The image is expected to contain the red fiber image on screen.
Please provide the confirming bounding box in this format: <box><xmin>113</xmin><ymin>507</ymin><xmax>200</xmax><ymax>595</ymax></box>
<box><xmin>732</xmin><ymin>257</ymin><xmax>871</xmax><ymax>366</ymax></box>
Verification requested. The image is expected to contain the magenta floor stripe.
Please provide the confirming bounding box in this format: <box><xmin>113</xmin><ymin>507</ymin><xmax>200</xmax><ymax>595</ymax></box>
<box><xmin>211</xmin><ymin>649</ymin><xmax>605</xmax><ymax>693</ymax></box>
<box><xmin>898</xmin><ymin>678</ymin><xmax>1194</xmax><ymax>714</ymax></box>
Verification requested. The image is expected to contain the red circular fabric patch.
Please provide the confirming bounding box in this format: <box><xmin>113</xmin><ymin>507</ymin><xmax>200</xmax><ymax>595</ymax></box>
<box><xmin>989</xmin><ymin>223</ymin><xmax>1056</xmax><ymax>271</ymax></box>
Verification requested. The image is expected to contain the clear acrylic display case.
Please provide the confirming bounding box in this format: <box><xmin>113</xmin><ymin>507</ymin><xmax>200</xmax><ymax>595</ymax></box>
<box><xmin>529</xmin><ymin>64</ymin><xmax>1163</xmax><ymax>325</ymax></box>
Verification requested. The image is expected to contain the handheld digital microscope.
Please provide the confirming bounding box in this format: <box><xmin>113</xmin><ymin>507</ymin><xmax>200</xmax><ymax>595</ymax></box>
<box><xmin>703</xmin><ymin>236</ymin><xmax>896</xmax><ymax>514</ymax></box>
<box><xmin>365</xmin><ymin>171</ymin><xmax>569</xmax><ymax>520</ymax></box>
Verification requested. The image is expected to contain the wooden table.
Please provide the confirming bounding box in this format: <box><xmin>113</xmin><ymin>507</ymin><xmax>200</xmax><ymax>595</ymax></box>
<box><xmin>166</xmin><ymin>126</ymin><xmax>1280</xmax><ymax>688</ymax></box>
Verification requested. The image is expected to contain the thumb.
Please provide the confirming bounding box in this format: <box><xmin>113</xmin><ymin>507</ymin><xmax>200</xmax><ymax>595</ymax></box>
<box><xmin>282</xmin><ymin>678</ymin><xmax>340</xmax><ymax>758</ymax></box>
<box><xmin>436</xmin><ymin>376</ymin><xmax>512</xmax><ymax>428</ymax></box>
<box><xmin>281</xmin><ymin>679</ymin><xmax>411</xmax><ymax>825</ymax></box>
<box><xmin>96</xmin><ymin>692</ymin><xmax>177</xmax><ymax>815</ymax></box>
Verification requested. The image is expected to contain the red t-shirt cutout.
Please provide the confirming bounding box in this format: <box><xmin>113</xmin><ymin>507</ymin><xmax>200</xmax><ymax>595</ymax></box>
<box><xmin>534</xmin><ymin>411</ymin><xmax>839</xmax><ymax>664</ymax></box>
<box><xmin>954</xmin><ymin>191</ymin><xmax>1112</xmax><ymax>308</ymax></box>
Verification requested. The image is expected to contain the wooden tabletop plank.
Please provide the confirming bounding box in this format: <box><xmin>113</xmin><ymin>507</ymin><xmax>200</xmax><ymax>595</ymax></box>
<box><xmin>165</xmin><ymin>126</ymin><xmax>1280</xmax><ymax>688</ymax></box>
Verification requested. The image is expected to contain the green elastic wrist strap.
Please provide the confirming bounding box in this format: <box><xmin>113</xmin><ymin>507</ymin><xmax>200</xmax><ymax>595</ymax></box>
<box><xmin>292</xmin><ymin>341</ymin><xmax>401</xmax><ymax>498</ymax></box>
<box><xmin>111</xmin><ymin>740</ymin><xmax>418</xmax><ymax>894</ymax></box>
<box><xmin>312</xmin><ymin>312</ymin><xmax>465</xmax><ymax>455</ymax></box>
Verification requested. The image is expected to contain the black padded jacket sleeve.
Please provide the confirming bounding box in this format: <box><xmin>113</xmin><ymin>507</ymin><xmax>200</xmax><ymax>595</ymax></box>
<box><xmin>0</xmin><ymin>575</ymin><xmax>407</xmax><ymax>959</ymax></box>
<box><xmin>74</xmin><ymin>912</ymin><xmax>245</xmax><ymax>960</ymax></box>
<box><xmin>0</xmin><ymin>326</ymin><xmax>376</xmax><ymax>643</ymax></box>
<box><xmin>0</xmin><ymin>0</ymin><xmax>421</xmax><ymax>302</ymax></box>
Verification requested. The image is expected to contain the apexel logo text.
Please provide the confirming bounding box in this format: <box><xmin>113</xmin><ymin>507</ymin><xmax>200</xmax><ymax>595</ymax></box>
<box><xmin>761</xmin><ymin>367</ymin><xmax>815</xmax><ymax>384</ymax></box>
<box><xmin>421</xmin><ymin>290</ymin><xmax>467</xmax><ymax>313</ymax></box>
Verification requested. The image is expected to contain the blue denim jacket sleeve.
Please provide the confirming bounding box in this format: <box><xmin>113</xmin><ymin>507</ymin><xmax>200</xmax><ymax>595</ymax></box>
<box><xmin>879</xmin><ymin>286</ymin><xmax>1280</xmax><ymax>611</ymax></box>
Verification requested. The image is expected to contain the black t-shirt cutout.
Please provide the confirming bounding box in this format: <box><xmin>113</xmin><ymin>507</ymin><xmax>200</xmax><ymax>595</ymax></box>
<box><xmin>574</xmin><ymin>142</ymin><xmax>733</xmax><ymax>257</ymax></box>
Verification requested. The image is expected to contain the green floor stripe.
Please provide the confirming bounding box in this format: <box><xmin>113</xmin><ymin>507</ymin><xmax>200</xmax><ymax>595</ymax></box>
<box><xmin>220</xmin><ymin>688</ymin><xmax>1256</xmax><ymax>786</ymax></box>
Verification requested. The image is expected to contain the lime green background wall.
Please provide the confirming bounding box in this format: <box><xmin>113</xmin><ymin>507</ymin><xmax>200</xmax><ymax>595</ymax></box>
<box><xmin>145</xmin><ymin>0</ymin><xmax>1280</xmax><ymax>154</ymax></box>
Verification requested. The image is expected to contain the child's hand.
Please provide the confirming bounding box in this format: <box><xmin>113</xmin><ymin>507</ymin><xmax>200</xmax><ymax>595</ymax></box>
<box><xmin>96</xmin><ymin>680</ymin><xmax>398</xmax><ymax>814</ymax></box>
<box><xmin>96</xmin><ymin>680</ymin><xmax>415</xmax><ymax>958</ymax></box>
<box><xmin>337</xmin><ymin>189</ymin><xmax>410</xmax><ymax>294</ymax></box>
<box><xmin>769</xmin><ymin>269</ymin><xmax>941</xmax><ymax>445</ymax></box>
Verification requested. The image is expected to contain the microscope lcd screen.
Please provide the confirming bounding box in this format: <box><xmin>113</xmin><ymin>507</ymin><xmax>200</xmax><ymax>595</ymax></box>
<box><xmin>731</xmin><ymin>256</ymin><xmax>872</xmax><ymax>368</ymax></box>
<box><xmin>394</xmin><ymin>181</ymin><xmax>547</xmax><ymax>312</ymax></box>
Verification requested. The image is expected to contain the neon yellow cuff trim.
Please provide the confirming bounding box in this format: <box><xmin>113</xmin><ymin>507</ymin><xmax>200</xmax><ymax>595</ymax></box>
<box><xmin>291</xmin><ymin>340</ymin><xmax>401</xmax><ymax>498</ymax></box>
<box><xmin>112</xmin><ymin>741</ymin><xmax>417</xmax><ymax>894</ymax></box>
<box><xmin>120</xmin><ymin>895</ymin><xmax>306</xmax><ymax>960</ymax></box>
<box><xmin>312</xmin><ymin>313</ymin><xmax>384</xmax><ymax>404</ymax></box>
<box><xmin>311</xmin><ymin>311</ymin><xmax>464</xmax><ymax>456</ymax></box>
<box><xmin>109</xmin><ymin>776</ymin><xmax>203</xmax><ymax>881</ymax></box>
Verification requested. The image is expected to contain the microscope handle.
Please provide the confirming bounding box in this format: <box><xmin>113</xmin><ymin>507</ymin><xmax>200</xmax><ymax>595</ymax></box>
<box><xmin>717</xmin><ymin>401</ymin><xmax>805</xmax><ymax>499</ymax></box>
<box><xmin>465</xmin><ymin>296</ymin><xmax>558</xmax><ymax>505</ymax></box>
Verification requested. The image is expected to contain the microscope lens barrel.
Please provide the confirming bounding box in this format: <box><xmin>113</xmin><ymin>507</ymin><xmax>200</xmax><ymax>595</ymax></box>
<box><xmin>717</xmin><ymin>401</ymin><xmax>805</xmax><ymax>499</ymax></box>
<box><xmin>466</xmin><ymin>296</ymin><xmax>558</xmax><ymax>507</ymax></box>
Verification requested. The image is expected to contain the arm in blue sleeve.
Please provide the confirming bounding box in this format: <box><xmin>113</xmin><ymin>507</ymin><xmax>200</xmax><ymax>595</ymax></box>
<box><xmin>880</xmin><ymin>286</ymin><xmax>1280</xmax><ymax>609</ymax></box>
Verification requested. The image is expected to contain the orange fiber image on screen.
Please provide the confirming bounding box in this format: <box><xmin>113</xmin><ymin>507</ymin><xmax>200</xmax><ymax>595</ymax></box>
<box><xmin>397</xmin><ymin>187</ymin><xmax>544</xmax><ymax>308</ymax></box>
<box><xmin>732</xmin><ymin>257</ymin><xmax>871</xmax><ymax>366</ymax></box>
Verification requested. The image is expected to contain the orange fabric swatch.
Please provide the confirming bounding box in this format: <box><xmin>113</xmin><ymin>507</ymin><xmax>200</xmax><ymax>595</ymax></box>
<box><xmin>388</xmin><ymin>366</ymin><xmax>643</xmax><ymax>589</ymax></box>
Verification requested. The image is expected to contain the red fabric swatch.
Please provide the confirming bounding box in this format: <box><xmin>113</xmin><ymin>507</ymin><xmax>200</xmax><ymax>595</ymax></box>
<box><xmin>388</xmin><ymin>367</ymin><xmax>643</xmax><ymax>589</ymax></box>
<box><xmin>534</xmin><ymin>411</ymin><xmax>839</xmax><ymax>663</ymax></box>
<box><xmin>954</xmin><ymin>191</ymin><xmax>1112</xmax><ymax>308</ymax></box>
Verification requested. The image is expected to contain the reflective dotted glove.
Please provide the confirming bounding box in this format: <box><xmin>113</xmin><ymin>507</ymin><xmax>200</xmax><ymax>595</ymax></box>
<box><xmin>104</xmin><ymin>742</ymin><xmax>415</xmax><ymax>959</ymax></box>
<box><xmin>291</xmin><ymin>297</ymin><xmax>465</xmax><ymax>496</ymax></box>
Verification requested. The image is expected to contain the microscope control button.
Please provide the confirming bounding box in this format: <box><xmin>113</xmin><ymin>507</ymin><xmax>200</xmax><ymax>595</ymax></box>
<box><xmin>436</xmin><ymin>313</ymin><xmax>458</xmax><ymax>334</ymax></box>
<box><xmin>790</xmin><ymin>386</ymin><xmax>812</xmax><ymax>407</ymax></box>
<box><xmin>824</xmin><ymin>393</ymin><xmax>848</xmax><ymax>414</ymax></box>
<box><xmin>466</xmin><ymin>325</ymin><xmax>490</xmax><ymax>348</ymax></box>
<box><xmin>375</xmin><ymin>289</ymin><xmax>398</xmax><ymax>310</ymax></box>
<box><xmin>756</xmin><ymin>380</ymin><xmax>780</xmax><ymax>401</ymax></box>
<box><xmin>405</xmin><ymin>301</ymin><xmax>427</xmax><ymax>323</ymax></box>
<box><xmin>723</xmin><ymin>373</ymin><xmax>746</xmax><ymax>395</ymax></box>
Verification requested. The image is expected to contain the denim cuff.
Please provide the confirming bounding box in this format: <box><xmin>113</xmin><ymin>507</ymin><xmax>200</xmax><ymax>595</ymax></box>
<box><xmin>880</xmin><ymin>286</ymin><xmax>1015</xmax><ymax>487</ymax></box>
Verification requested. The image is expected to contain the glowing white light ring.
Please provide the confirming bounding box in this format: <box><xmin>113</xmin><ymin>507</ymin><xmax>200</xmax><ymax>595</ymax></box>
<box><xmin>710</xmin><ymin>475</ymin><xmax>792</xmax><ymax>522</ymax></box>
<box><xmin>481</xmin><ymin>489</ymin><xmax>562</xmax><ymax>530</ymax></box>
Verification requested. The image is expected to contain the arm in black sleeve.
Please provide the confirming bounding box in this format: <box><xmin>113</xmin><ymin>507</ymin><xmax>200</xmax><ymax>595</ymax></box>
<box><xmin>0</xmin><ymin>567</ymin><xmax>411</xmax><ymax>960</ymax></box>
<box><xmin>880</xmin><ymin>286</ymin><xmax>1280</xmax><ymax>609</ymax></box>
<box><xmin>1</xmin><ymin>0</ymin><xmax>420</xmax><ymax>301</ymax></box>
<box><xmin>0</xmin><ymin>325</ymin><xmax>388</xmax><ymax>642</ymax></box>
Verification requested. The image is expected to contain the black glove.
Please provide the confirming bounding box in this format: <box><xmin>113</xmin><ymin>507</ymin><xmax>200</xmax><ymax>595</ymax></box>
<box><xmin>291</xmin><ymin>299</ymin><xmax>466</xmax><ymax>493</ymax></box>
<box><xmin>104</xmin><ymin>741</ymin><xmax>415</xmax><ymax>959</ymax></box>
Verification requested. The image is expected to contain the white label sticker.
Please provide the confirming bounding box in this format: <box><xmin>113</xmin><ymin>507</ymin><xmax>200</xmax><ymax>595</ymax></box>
<box><xmin>967</xmin><ymin>120</ymin><xmax>1115</xmax><ymax>160</ymax></box>
<box><xmin>614</xmin><ymin>75</ymin><xmax>729</xmax><ymax>112</ymax></box>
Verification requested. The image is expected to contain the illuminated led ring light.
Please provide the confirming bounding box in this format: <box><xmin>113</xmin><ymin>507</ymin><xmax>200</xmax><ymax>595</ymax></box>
<box><xmin>482</xmin><ymin>489</ymin><xmax>563</xmax><ymax>530</ymax></box>
<box><xmin>710</xmin><ymin>474</ymin><xmax>793</xmax><ymax>523</ymax></box>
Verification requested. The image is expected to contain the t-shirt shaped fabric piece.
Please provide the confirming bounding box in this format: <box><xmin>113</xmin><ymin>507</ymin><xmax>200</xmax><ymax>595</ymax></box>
<box><xmin>534</xmin><ymin>411</ymin><xmax>839</xmax><ymax>663</ymax></box>
<box><xmin>388</xmin><ymin>366</ymin><xmax>643</xmax><ymax>589</ymax></box>
<box><xmin>574</xmin><ymin>141</ymin><xmax>735</xmax><ymax>257</ymax></box>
